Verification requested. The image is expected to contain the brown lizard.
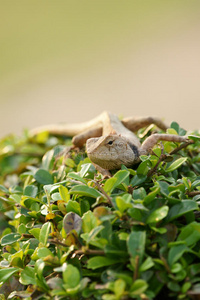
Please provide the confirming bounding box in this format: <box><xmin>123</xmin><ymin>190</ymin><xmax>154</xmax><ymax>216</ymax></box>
<box><xmin>31</xmin><ymin>111</ymin><xmax>191</xmax><ymax>174</ymax></box>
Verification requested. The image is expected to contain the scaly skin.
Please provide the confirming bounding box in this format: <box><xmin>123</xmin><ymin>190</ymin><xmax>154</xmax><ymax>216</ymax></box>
<box><xmin>31</xmin><ymin>111</ymin><xmax>190</xmax><ymax>172</ymax></box>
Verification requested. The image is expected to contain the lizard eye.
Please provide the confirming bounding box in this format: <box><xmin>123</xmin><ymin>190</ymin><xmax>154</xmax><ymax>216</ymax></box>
<box><xmin>107</xmin><ymin>140</ymin><xmax>113</xmax><ymax>145</ymax></box>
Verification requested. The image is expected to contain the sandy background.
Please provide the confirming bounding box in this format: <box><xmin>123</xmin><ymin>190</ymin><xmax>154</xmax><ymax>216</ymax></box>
<box><xmin>0</xmin><ymin>1</ymin><xmax>200</xmax><ymax>138</ymax></box>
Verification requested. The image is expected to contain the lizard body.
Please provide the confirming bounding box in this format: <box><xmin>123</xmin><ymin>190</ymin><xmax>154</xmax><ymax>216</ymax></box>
<box><xmin>31</xmin><ymin>111</ymin><xmax>190</xmax><ymax>172</ymax></box>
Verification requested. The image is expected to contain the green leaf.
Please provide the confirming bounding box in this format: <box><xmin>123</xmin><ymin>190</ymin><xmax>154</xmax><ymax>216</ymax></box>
<box><xmin>177</xmin><ymin>222</ymin><xmax>200</xmax><ymax>246</ymax></box>
<box><xmin>170</xmin><ymin>122</ymin><xmax>180</xmax><ymax>134</ymax></box>
<box><xmin>52</xmin><ymin>192</ymin><xmax>62</xmax><ymax>201</ymax></box>
<box><xmin>80</xmin><ymin>163</ymin><xmax>95</xmax><ymax>177</ymax></box>
<box><xmin>150</xmin><ymin>226</ymin><xmax>167</xmax><ymax>234</ymax></box>
<box><xmin>34</xmin><ymin>259</ymin><xmax>49</xmax><ymax>292</ymax></box>
<box><xmin>20</xmin><ymin>266</ymin><xmax>37</xmax><ymax>285</ymax></box>
<box><xmin>171</xmin><ymin>263</ymin><xmax>182</xmax><ymax>273</ymax></box>
<box><xmin>112</xmin><ymin>170</ymin><xmax>130</xmax><ymax>189</ymax></box>
<box><xmin>103</xmin><ymin>177</ymin><xmax>117</xmax><ymax>193</ymax></box>
<box><xmin>130</xmin><ymin>279</ymin><xmax>148</xmax><ymax>296</ymax></box>
<box><xmin>146</xmin><ymin>206</ymin><xmax>169</xmax><ymax>224</ymax></box>
<box><xmin>0</xmin><ymin>267</ymin><xmax>19</xmax><ymax>284</ymax></box>
<box><xmin>170</xmin><ymin>121</ymin><xmax>187</xmax><ymax>135</ymax></box>
<box><xmin>29</xmin><ymin>228</ymin><xmax>40</xmax><ymax>240</ymax></box>
<box><xmin>1</xmin><ymin>233</ymin><xmax>21</xmax><ymax>246</ymax></box>
<box><xmin>7</xmin><ymin>291</ymin><xmax>32</xmax><ymax>299</ymax></box>
<box><xmin>87</xmin><ymin>256</ymin><xmax>119</xmax><ymax>269</ymax></box>
<box><xmin>62</xmin><ymin>263</ymin><xmax>80</xmax><ymax>288</ymax></box>
<box><xmin>39</xmin><ymin>222</ymin><xmax>51</xmax><ymax>246</ymax></box>
<box><xmin>113</xmin><ymin>278</ymin><xmax>126</xmax><ymax>298</ymax></box>
<box><xmin>67</xmin><ymin>172</ymin><xmax>87</xmax><ymax>184</ymax></box>
<box><xmin>137</xmin><ymin>160</ymin><xmax>150</xmax><ymax>175</ymax></box>
<box><xmin>182</xmin><ymin>282</ymin><xmax>192</xmax><ymax>293</ymax></box>
<box><xmin>104</xmin><ymin>170</ymin><xmax>130</xmax><ymax>194</ymax></box>
<box><xmin>139</xmin><ymin>256</ymin><xmax>154</xmax><ymax>272</ymax></box>
<box><xmin>105</xmin><ymin>245</ymin><xmax>128</xmax><ymax>258</ymax></box>
<box><xmin>37</xmin><ymin>247</ymin><xmax>54</xmax><ymax>258</ymax></box>
<box><xmin>188</xmin><ymin>134</ymin><xmax>200</xmax><ymax>141</ymax></box>
<box><xmin>165</xmin><ymin>157</ymin><xmax>187</xmax><ymax>173</ymax></box>
<box><xmin>86</xmin><ymin>225</ymin><xmax>104</xmax><ymax>244</ymax></box>
<box><xmin>144</xmin><ymin>186</ymin><xmax>160</xmax><ymax>205</ymax></box>
<box><xmin>82</xmin><ymin>211</ymin><xmax>98</xmax><ymax>233</ymax></box>
<box><xmin>167</xmin><ymin>281</ymin><xmax>181</xmax><ymax>292</ymax></box>
<box><xmin>59</xmin><ymin>185</ymin><xmax>70</xmax><ymax>202</ymax></box>
<box><xmin>42</xmin><ymin>149</ymin><xmax>54</xmax><ymax>170</ymax></box>
<box><xmin>70</xmin><ymin>185</ymin><xmax>102</xmax><ymax>198</ymax></box>
<box><xmin>168</xmin><ymin>244</ymin><xmax>188</xmax><ymax>266</ymax></box>
<box><xmin>9</xmin><ymin>194</ymin><xmax>21</xmax><ymax>204</ymax></box>
<box><xmin>133</xmin><ymin>187</ymin><xmax>146</xmax><ymax>200</ymax></box>
<box><xmin>165</xmin><ymin>200</ymin><xmax>198</xmax><ymax>222</ymax></box>
<box><xmin>65</xmin><ymin>200</ymin><xmax>81</xmax><ymax>215</ymax></box>
<box><xmin>127</xmin><ymin>231</ymin><xmax>146</xmax><ymax>265</ymax></box>
<box><xmin>130</xmin><ymin>175</ymin><xmax>147</xmax><ymax>187</ymax></box>
<box><xmin>0</xmin><ymin>185</ymin><xmax>9</xmax><ymax>193</ymax></box>
<box><xmin>116</xmin><ymin>197</ymin><xmax>132</xmax><ymax>213</ymax></box>
<box><xmin>34</xmin><ymin>169</ymin><xmax>54</xmax><ymax>185</ymax></box>
<box><xmin>24</xmin><ymin>185</ymin><xmax>38</xmax><ymax>198</ymax></box>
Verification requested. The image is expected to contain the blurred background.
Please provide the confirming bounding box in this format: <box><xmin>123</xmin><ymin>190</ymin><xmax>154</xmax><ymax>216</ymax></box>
<box><xmin>1</xmin><ymin>0</ymin><xmax>200</xmax><ymax>138</ymax></box>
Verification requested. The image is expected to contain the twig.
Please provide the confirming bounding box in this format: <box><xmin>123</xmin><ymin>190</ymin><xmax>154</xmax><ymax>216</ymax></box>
<box><xmin>49</xmin><ymin>239</ymin><xmax>68</xmax><ymax>247</ymax></box>
<box><xmin>45</xmin><ymin>272</ymin><xmax>57</xmax><ymax>281</ymax></box>
<box><xmin>133</xmin><ymin>255</ymin><xmax>139</xmax><ymax>281</ymax></box>
<box><xmin>53</xmin><ymin>146</ymin><xmax>74</xmax><ymax>168</ymax></box>
<box><xmin>147</xmin><ymin>143</ymin><xmax>166</xmax><ymax>177</ymax></box>
<box><xmin>169</xmin><ymin>140</ymin><xmax>194</xmax><ymax>155</ymax></box>
<box><xmin>49</xmin><ymin>235</ymin><xmax>82</xmax><ymax>249</ymax></box>
<box><xmin>74</xmin><ymin>249</ymin><xmax>105</xmax><ymax>256</ymax></box>
<box><xmin>14</xmin><ymin>151</ymin><xmax>43</xmax><ymax>157</ymax></box>
<box><xmin>49</xmin><ymin>239</ymin><xmax>105</xmax><ymax>256</ymax></box>
<box><xmin>186</xmin><ymin>190</ymin><xmax>200</xmax><ymax>197</ymax></box>
<box><xmin>147</xmin><ymin>140</ymin><xmax>194</xmax><ymax>177</ymax></box>
<box><xmin>92</xmin><ymin>180</ymin><xmax>114</xmax><ymax>207</ymax></box>
<box><xmin>160</xmin><ymin>256</ymin><xmax>171</xmax><ymax>274</ymax></box>
<box><xmin>22</xmin><ymin>234</ymin><xmax>34</xmax><ymax>239</ymax></box>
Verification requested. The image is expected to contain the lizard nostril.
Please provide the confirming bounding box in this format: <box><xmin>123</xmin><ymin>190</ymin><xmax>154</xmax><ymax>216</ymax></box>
<box><xmin>107</xmin><ymin>141</ymin><xmax>113</xmax><ymax>145</ymax></box>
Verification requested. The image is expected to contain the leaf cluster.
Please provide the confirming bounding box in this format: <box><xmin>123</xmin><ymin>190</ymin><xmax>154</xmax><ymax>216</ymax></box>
<box><xmin>0</xmin><ymin>123</ymin><xmax>200</xmax><ymax>299</ymax></box>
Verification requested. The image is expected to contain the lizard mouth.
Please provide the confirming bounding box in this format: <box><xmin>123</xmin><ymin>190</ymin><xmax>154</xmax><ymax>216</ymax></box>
<box><xmin>86</xmin><ymin>136</ymin><xmax>106</xmax><ymax>154</ymax></box>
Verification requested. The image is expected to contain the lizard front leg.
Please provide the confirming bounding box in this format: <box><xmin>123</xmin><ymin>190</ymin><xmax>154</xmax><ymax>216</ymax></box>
<box><xmin>72</xmin><ymin>126</ymin><xmax>102</xmax><ymax>147</ymax></box>
<box><xmin>140</xmin><ymin>133</ymin><xmax>191</xmax><ymax>155</ymax></box>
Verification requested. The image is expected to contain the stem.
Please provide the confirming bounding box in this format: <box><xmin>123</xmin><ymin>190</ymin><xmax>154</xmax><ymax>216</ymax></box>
<box><xmin>92</xmin><ymin>180</ymin><xmax>114</xmax><ymax>207</ymax></box>
<box><xmin>44</xmin><ymin>187</ymin><xmax>52</xmax><ymax>214</ymax></box>
<box><xmin>133</xmin><ymin>255</ymin><xmax>139</xmax><ymax>281</ymax></box>
<box><xmin>74</xmin><ymin>249</ymin><xmax>105</xmax><ymax>256</ymax></box>
<box><xmin>49</xmin><ymin>239</ymin><xmax>105</xmax><ymax>255</ymax></box>
<box><xmin>169</xmin><ymin>140</ymin><xmax>194</xmax><ymax>155</ymax></box>
<box><xmin>186</xmin><ymin>190</ymin><xmax>200</xmax><ymax>197</ymax></box>
<box><xmin>147</xmin><ymin>143</ymin><xmax>166</xmax><ymax>177</ymax></box>
<box><xmin>147</xmin><ymin>140</ymin><xmax>194</xmax><ymax>177</ymax></box>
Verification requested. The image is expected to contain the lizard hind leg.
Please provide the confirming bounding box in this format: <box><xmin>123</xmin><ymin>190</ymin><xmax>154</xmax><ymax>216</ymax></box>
<box><xmin>122</xmin><ymin>116</ymin><xmax>168</xmax><ymax>132</ymax></box>
<box><xmin>140</xmin><ymin>133</ymin><xmax>189</xmax><ymax>155</ymax></box>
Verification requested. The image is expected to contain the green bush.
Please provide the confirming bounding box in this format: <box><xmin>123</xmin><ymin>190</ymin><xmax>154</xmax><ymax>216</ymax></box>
<box><xmin>0</xmin><ymin>123</ymin><xmax>200</xmax><ymax>300</ymax></box>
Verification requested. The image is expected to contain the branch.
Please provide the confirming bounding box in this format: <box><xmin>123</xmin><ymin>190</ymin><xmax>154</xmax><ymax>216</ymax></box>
<box><xmin>169</xmin><ymin>139</ymin><xmax>194</xmax><ymax>155</ymax></box>
<box><xmin>74</xmin><ymin>249</ymin><xmax>105</xmax><ymax>256</ymax></box>
<box><xmin>147</xmin><ymin>139</ymin><xmax>194</xmax><ymax>177</ymax></box>
<box><xmin>186</xmin><ymin>190</ymin><xmax>200</xmax><ymax>197</ymax></box>
<box><xmin>92</xmin><ymin>180</ymin><xmax>114</xmax><ymax>207</ymax></box>
<box><xmin>147</xmin><ymin>143</ymin><xmax>166</xmax><ymax>177</ymax></box>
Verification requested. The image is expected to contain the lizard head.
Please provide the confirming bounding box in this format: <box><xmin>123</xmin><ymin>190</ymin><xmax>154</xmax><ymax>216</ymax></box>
<box><xmin>86</xmin><ymin>134</ymin><xmax>140</xmax><ymax>170</ymax></box>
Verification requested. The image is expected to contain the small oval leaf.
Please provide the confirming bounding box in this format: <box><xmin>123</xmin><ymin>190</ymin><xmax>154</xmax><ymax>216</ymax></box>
<box><xmin>165</xmin><ymin>158</ymin><xmax>187</xmax><ymax>173</ymax></box>
<box><xmin>63</xmin><ymin>212</ymin><xmax>82</xmax><ymax>234</ymax></box>
<box><xmin>34</xmin><ymin>169</ymin><xmax>54</xmax><ymax>185</ymax></box>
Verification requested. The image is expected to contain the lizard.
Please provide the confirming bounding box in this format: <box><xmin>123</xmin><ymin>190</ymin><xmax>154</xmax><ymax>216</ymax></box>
<box><xmin>30</xmin><ymin>111</ymin><xmax>191</xmax><ymax>174</ymax></box>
